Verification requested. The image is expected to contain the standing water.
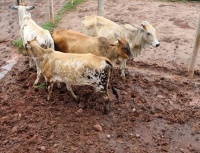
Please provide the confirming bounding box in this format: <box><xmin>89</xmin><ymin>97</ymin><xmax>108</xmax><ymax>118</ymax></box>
<box><xmin>0</xmin><ymin>54</ymin><xmax>20</xmax><ymax>79</ymax></box>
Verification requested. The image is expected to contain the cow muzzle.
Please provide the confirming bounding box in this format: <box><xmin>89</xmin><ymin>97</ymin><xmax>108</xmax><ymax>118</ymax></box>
<box><xmin>156</xmin><ymin>43</ymin><xmax>160</xmax><ymax>47</ymax></box>
<box><xmin>152</xmin><ymin>40</ymin><xmax>160</xmax><ymax>48</ymax></box>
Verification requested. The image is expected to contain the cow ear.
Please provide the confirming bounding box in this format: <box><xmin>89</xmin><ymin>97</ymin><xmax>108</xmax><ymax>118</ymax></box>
<box><xmin>141</xmin><ymin>21</ymin><xmax>149</xmax><ymax>30</ymax></box>
<box><xmin>115</xmin><ymin>34</ymin><xmax>125</xmax><ymax>45</ymax></box>
<box><xmin>9</xmin><ymin>6</ymin><xmax>19</xmax><ymax>10</ymax></box>
<box><xmin>25</xmin><ymin>43</ymin><xmax>31</xmax><ymax>49</ymax></box>
<box><xmin>114</xmin><ymin>33</ymin><xmax>120</xmax><ymax>41</ymax></box>
<box><xmin>26</xmin><ymin>6</ymin><xmax>35</xmax><ymax>10</ymax></box>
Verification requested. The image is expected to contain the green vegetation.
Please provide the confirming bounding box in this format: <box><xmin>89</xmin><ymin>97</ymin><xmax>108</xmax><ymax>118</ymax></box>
<box><xmin>12</xmin><ymin>39</ymin><xmax>24</xmax><ymax>53</ymax></box>
<box><xmin>13</xmin><ymin>0</ymin><xmax>86</xmax><ymax>52</ymax></box>
<box><xmin>42</xmin><ymin>0</ymin><xmax>86</xmax><ymax>32</ymax></box>
<box><xmin>34</xmin><ymin>83</ymin><xmax>46</xmax><ymax>89</ymax></box>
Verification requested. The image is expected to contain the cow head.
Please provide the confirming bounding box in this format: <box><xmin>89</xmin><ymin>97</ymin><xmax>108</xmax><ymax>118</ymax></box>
<box><xmin>110</xmin><ymin>34</ymin><xmax>132</xmax><ymax>59</ymax></box>
<box><xmin>9</xmin><ymin>5</ymin><xmax>35</xmax><ymax>28</ymax></box>
<box><xmin>115</xmin><ymin>33</ymin><xmax>132</xmax><ymax>58</ymax></box>
<box><xmin>25</xmin><ymin>37</ymin><xmax>38</xmax><ymax>57</ymax></box>
<box><xmin>140</xmin><ymin>21</ymin><xmax>160</xmax><ymax>47</ymax></box>
<box><xmin>9</xmin><ymin>5</ymin><xmax>35</xmax><ymax>11</ymax></box>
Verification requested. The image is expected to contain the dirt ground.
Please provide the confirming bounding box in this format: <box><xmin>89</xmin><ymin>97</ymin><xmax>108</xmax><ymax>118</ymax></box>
<box><xmin>0</xmin><ymin>0</ymin><xmax>200</xmax><ymax>152</ymax></box>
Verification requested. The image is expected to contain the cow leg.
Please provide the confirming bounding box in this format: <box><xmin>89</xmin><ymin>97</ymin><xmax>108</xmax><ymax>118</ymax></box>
<box><xmin>79</xmin><ymin>88</ymin><xmax>95</xmax><ymax>108</ymax></box>
<box><xmin>120</xmin><ymin>59</ymin><xmax>126</xmax><ymax>79</ymax></box>
<box><xmin>103</xmin><ymin>92</ymin><xmax>110</xmax><ymax>114</ymax></box>
<box><xmin>84</xmin><ymin>89</ymin><xmax>94</xmax><ymax>102</ymax></box>
<box><xmin>56</xmin><ymin>82</ymin><xmax>61</xmax><ymax>89</ymax></box>
<box><xmin>66</xmin><ymin>85</ymin><xmax>78</xmax><ymax>101</ymax></box>
<box><xmin>29</xmin><ymin>58</ymin><xmax>34</xmax><ymax>69</ymax></box>
<box><xmin>47</xmin><ymin>81</ymin><xmax>54</xmax><ymax>101</ymax></box>
<box><xmin>34</xmin><ymin>66</ymin><xmax>41</xmax><ymax>85</ymax></box>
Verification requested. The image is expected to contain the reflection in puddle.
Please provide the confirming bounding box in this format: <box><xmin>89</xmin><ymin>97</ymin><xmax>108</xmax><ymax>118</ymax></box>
<box><xmin>0</xmin><ymin>55</ymin><xmax>20</xmax><ymax>79</ymax></box>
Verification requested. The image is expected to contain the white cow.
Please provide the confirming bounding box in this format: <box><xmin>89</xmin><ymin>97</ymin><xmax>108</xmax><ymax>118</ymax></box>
<box><xmin>10</xmin><ymin>4</ymin><xmax>54</xmax><ymax>85</ymax></box>
<box><xmin>81</xmin><ymin>15</ymin><xmax>160</xmax><ymax>78</ymax></box>
<box><xmin>188</xmin><ymin>16</ymin><xmax>200</xmax><ymax>77</ymax></box>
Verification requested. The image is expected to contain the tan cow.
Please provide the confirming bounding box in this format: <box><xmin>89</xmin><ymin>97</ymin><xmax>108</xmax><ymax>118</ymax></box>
<box><xmin>81</xmin><ymin>15</ymin><xmax>160</xmax><ymax>78</ymax></box>
<box><xmin>188</xmin><ymin>16</ymin><xmax>200</xmax><ymax>77</ymax></box>
<box><xmin>25</xmin><ymin>39</ymin><xmax>119</xmax><ymax>114</ymax></box>
<box><xmin>52</xmin><ymin>29</ymin><xmax>131</xmax><ymax>79</ymax></box>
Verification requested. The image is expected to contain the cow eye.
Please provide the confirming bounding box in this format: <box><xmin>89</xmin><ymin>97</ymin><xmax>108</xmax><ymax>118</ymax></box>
<box><xmin>147</xmin><ymin>32</ymin><xmax>151</xmax><ymax>36</ymax></box>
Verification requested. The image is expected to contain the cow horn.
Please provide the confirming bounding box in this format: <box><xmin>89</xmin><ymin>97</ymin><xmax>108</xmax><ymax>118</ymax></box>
<box><xmin>9</xmin><ymin>6</ymin><xmax>19</xmax><ymax>10</ymax></box>
<box><xmin>26</xmin><ymin>6</ymin><xmax>35</xmax><ymax>10</ymax></box>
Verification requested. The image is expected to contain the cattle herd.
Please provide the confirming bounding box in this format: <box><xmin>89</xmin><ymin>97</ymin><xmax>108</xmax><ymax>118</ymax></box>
<box><xmin>9</xmin><ymin>3</ymin><xmax>199</xmax><ymax>114</ymax></box>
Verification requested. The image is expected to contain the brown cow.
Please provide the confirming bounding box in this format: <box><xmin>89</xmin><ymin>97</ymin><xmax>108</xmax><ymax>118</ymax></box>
<box><xmin>52</xmin><ymin>29</ymin><xmax>131</xmax><ymax>79</ymax></box>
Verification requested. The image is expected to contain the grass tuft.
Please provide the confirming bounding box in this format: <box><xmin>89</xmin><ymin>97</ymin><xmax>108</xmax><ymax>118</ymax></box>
<box><xmin>34</xmin><ymin>83</ymin><xmax>46</xmax><ymax>89</ymax></box>
<box><xmin>12</xmin><ymin>39</ymin><xmax>23</xmax><ymax>53</ymax></box>
<box><xmin>13</xmin><ymin>0</ymin><xmax>86</xmax><ymax>52</ymax></box>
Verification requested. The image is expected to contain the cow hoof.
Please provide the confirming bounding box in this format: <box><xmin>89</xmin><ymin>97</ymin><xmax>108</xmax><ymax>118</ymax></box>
<box><xmin>116</xmin><ymin>99</ymin><xmax>120</xmax><ymax>104</ymax></box>
<box><xmin>29</xmin><ymin>67</ymin><xmax>34</xmax><ymax>71</ymax></box>
<box><xmin>74</xmin><ymin>97</ymin><xmax>79</xmax><ymax>104</ymax></box>
<box><xmin>47</xmin><ymin>96</ymin><xmax>50</xmax><ymax>101</ymax></box>
<box><xmin>103</xmin><ymin>109</ymin><xmax>109</xmax><ymax>115</ymax></box>
<box><xmin>57</xmin><ymin>82</ymin><xmax>61</xmax><ymax>89</ymax></box>
<box><xmin>33</xmin><ymin>83</ymin><xmax>38</xmax><ymax>86</ymax></box>
<box><xmin>103</xmin><ymin>107</ymin><xmax>110</xmax><ymax>115</ymax></box>
<box><xmin>78</xmin><ymin>102</ymin><xmax>86</xmax><ymax>109</ymax></box>
<box><xmin>121</xmin><ymin>75</ymin><xmax>126</xmax><ymax>80</ymax></box>
<box><xmin>34</xmin><ymin>88</ymin><xmax>39</xmax><ymax>92</ymax></box>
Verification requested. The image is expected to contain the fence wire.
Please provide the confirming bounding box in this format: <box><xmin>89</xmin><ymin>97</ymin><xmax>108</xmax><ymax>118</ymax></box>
<box><xmin>0</xmin><ymin>0</ymin><xmax>68</xmax><ymax>42</ymax></box>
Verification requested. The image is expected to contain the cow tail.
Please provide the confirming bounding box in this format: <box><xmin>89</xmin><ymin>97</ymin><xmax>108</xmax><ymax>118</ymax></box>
<box><xmin>106</xmin><ymin>60</ymin><xmax>119</xmax><ymax>102</ymax></box>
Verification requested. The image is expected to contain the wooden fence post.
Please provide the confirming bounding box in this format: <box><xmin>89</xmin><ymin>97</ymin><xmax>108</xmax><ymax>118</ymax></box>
<box><xmin>49</xmin><ymin>0</ymin><xmax>54</xmax><ymax>22</ymax></box>
<box><xmin>16</xmin><ymin>0</ymin><xmax>25</xmax><ymax>5</ymax></box>
<box><xmin>98</xmin><ymin>0</ymin><xmax>104</xmax><ymax>16</ymax></box>
<box><xmin>188</xmin><ymin>16</ymin><xmax>200</xmax><ymax>77</ymax></box>
<box><xmin>16</xmin><ymin>0</ymin><xmax>22</xmax><ymax>5</ymax></box>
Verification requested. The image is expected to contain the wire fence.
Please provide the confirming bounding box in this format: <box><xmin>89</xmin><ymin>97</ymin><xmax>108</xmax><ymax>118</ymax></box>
<box><xmin>0</xmin><ymin>0</ymin><xmax>69</xmax><ymax>42</ymax></box>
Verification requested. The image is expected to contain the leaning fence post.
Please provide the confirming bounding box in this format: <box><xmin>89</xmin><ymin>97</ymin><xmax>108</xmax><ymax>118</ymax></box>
<box><xmin>188</xmin><ymin>16</ymin><xmax>200</xmax><ymax>77</ymax></box>
<box><xmin>49</xmin><ymin>0</ymin><xmax>54</xmax><ymax>23</ymax></box>
<box><xmin>98</xmin><ymin>0</ymin><xmax>104</xmax><ymax>16</ymax></box>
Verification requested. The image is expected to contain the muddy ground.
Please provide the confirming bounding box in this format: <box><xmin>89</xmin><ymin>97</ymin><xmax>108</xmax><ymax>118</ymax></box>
<box><xmin>0</xmin><ymin>0</ymin><xmax>200</xmax><ymax>152</ymax></box>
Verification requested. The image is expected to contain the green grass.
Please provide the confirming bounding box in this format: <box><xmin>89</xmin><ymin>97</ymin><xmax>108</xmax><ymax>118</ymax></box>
<box><xmin>34</xmin><ymin>83</ymin><xmax>47</xmax><ymax>89</ymax></box>
<box><xmin>13</xmin><ymin>0</ymin><xmax>86</xmax><ymax>52</ymax></box>
<box><xmin>12</xmin><ymin>39</ymin><xmax>24</xmax><ymax>53</ymax></box>
<box><xmin>42</xmin><ymin>0</ymin><xmax>86</xmax><ymax>32</ymax></box>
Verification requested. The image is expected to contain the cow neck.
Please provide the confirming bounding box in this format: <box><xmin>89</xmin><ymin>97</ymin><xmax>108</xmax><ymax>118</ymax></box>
<box><xmin>132</xmin><ymin>29</ymin><xmax>145</xmax><ymax>49</ymax></box>
<box><xmin>108</xmin><ymin>45</ymin><xmax>118</xmax><ymax>61</ymax></box>
<box><xmin>18</xmin><ymin>6</ymin><xmax>31</xmax><ymax>28</ymax></box>
<box><xmin>30</xmin><ymin>43</ymin><xmax>45</xmax><ymax>59</ymax></box>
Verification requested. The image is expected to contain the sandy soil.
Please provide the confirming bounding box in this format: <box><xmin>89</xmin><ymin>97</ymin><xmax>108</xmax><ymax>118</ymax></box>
<box><xmin>0</xmin><ymin>0</ymin><xmax>200</xmax><ymax>152</ymax></box>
